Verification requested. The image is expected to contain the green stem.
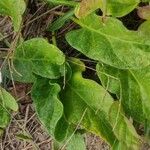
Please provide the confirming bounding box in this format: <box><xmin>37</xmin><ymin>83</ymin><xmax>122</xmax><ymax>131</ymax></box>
<box><xmin>52</xmin><ymin>32</ymin><xmax>57</xmax><ymax>46</ymax></box>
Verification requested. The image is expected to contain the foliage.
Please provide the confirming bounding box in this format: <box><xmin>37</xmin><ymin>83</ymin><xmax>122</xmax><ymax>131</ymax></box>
<box><xmin>1</xmin><ymin>0</ymin><xmax>150</xmax><ymax>149</ymax></box>
<box><xmin>0</xmin><ymin>0</ymin><xmax>26</xmax><ymax>31</ymax></box>
<box><xmin>0</xmin><ymin>87</ymin><xmax>18</xmax><ymax>133</ymax></box>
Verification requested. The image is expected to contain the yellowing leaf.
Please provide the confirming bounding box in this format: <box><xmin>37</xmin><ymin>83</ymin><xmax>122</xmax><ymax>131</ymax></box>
<box><xmin>109</xmin><ymin>102</ymin><xmax>141</xmax><ymax>150</ymax></box>
<box><xmin>75</xmin><ymin>0</ymin><xmax>102</xmax><ymax>18</ymax></box>
<box><xmin>138</xmin><ymin>6</ymin><xmax>150</xmax><ymax>20</ymax></box>
<box><xmin>75</xmin><ymin>0</ymin><xmax>139</xmax><ymax>18</ymax></box>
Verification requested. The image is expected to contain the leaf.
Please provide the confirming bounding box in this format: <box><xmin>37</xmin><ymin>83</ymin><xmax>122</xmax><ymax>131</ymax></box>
<box><xmin>61</xmin><ymin>58</ymin><xmax>140</xmax><ymax>148</ymax></box>
<box><xmin>31</xmin><ymin>77</ymin><xmax>65</xmax><ymax>139</ymax></box>
<box><xmin>138</xmin><ymin>21</ymin><xmax>150</xmax><ymax>39</ymax></box>
<box><xmin>105</xmin><ymin>0</ymin><xmax>139</xmax><ymax>17</ymax></box>
<box><xmin>61</xmin><ymin>59</ymin><xmax>116</xmax><ymax>145</ymax></box>
<box><xmin>96</xmin><ymin>63</ymin><xmax>120</xmax><ymax>95</ymax></box>
<box><xmin>49</xmin><ymin>10</ymin><xmax>74</xmax><ymax>31</ymax></box>
<box><xmin>138</xmin><ymin>6</ymin><xmax>150</xmax><ymax>20</ymax></box>
<box><xmin>0</xmin><ymin>0</ymin><xmax>26</xmax><ymax>31</ymax></box>
<box><xmin>16</xmin><ymin>133</ymin><xmax>33</xmax><ymax>142</ymax></box>
<box><xmin>54</xmin><ymin>116</ymin><xmax>69</xmax><ymax>141</ymax></box>
<box><xmin>75</xmin><ymin>0</ymin><xmax>102</xmax><ymax>18</ymax></box>
<box><xmin>66</xmin><ymin>14</ymin><xmax>150</xmax><ymax>69</ymax></box>
<box><xmin>66</xmin><ymin>133</ymin><xmax>86</xmax><ymax>150</ymax></box>
<box><xmin>75</xmin><ymin>0</ymin><xmax>139</xmax><ymax>18</ymax></box>
<box><xmin>6</xmin><ymin>38</ymin><xmax>65</xmax><ymax>83</ymax></box>
<box><xmin>96</xmin><ymin>63</ymin><xmax>150</xmax><ymax>123</ymax></box>
<box><xmin>109</xmin><ymin>102</ymin><xmax>141</xmax><ymax>150</ymax></box>
<box><xmin>0</xmin><ymin>87</ymin><xmax>18</xmax><ymax>111</ymax></box>
<box><xmin>141</xmin><ymin>0</ymin><xmax>150</xmax><ymax>2</ymax></box>
<box><xmin>0</xmin><ymin>106</ymin><xmax>10</xmax><ymax>129</ymax></box>
<box><xmin>46</xmin><ymin>0</ymin><xmax>77</xmax><ymax>6</ymax></box>
<box><xmin>0</xmin><ymin>87</ymin><xmax>18</xmax><ymax>131</ymax></box>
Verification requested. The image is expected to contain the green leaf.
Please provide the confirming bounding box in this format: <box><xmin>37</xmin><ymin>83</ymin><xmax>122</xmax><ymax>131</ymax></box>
<box><xmin>66</xmin><ymin>14</ymin><xmax>150</xmax><ymax>69</ymax></box>
<box><xmin>61</xmin><ymin>60</ymin><xmax>116</xmax><ymax>145</ymax></box>
<box><xmin>0</xmin><ymin>87</ymin><xmax>18</xmax><ymax>111</ymax></box>
<box><xmin>75</xmin><ymin>0</ymin><xmax>102</xmax><ymax>18</ymax></box>
<box><xmin>49</xmin><ymin>10</ymin><xmax>74</xmax><ymax>31</ymax></box>
<box><xmin>66</xmin><ymin>133</ymin><xmax>86</xmax><ymax>150</ymax></box>
<box><xmin>138</xmin><ymin>21</ymin><xmax>150</xmax><ymax>39</ymax></box>
<box><xmin>6</xmin><ymin>38</ymin><xmax>65</xmax><ymax>83</ymax></box>
<box><xmin>31</xmin><ymin>77</ymin><xmax>65</xmax><ymax>139</ymax></box>
<box><xmin>61</xmin><ymin>58</ymin><xmax>140</xmax><ymax>148</ymax></box>
<box><xmin>105</xmin><ymin>0</ymin><xmax>139</xmax><ymax>17</ymax></box>
<box><xmin>0</xmin><ymin>87</ymin><xmax>17</xmax><ymax>131</ymax></box>
<box><xmin>96</xmin><ymin>63</ymin><xmax>120</xmax><ymax>96</ymax></box>
<box><xmin>0</xmin><ymin>106</ymin><xmax>10</xmax><ymax>129</ymax></box>
<box><xmin>0</xmin><ymin>0</ymin><xmax>26</xmax><ymax>31</ymax></box>
<box><xmin>54</xmin><ymin>116</ymin><xmax>69</xmax><ymax>141</ymax></box>
<box><xmin>96</xmin><ymin>63</ymin><xmax>150</xmax><ymax>123</ymax></box>
<box><xmin>109</xmin><ymin>102</ymin><xmax>141</xmax><ymax>150</ymax></box>
<box><xmin>46</xmin><ymin>0</ymin><xmax>77</xmax><ymax>6</ymax></box>
<box><xmin>16</xmin><ymin>133</ymin><xmax>33</xmax><ymax>142</ymax></box>
<box><xmin>141</xmin><ymin>0</ymin><xmax>150</xmax><ymax>2</ymax></box>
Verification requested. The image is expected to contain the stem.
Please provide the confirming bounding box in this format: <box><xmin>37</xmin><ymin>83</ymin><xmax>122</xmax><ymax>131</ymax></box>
<box><xmin>52</xmin><ymin>32</ymin><xmax>57</xmax><ymax>46</ymax></box>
